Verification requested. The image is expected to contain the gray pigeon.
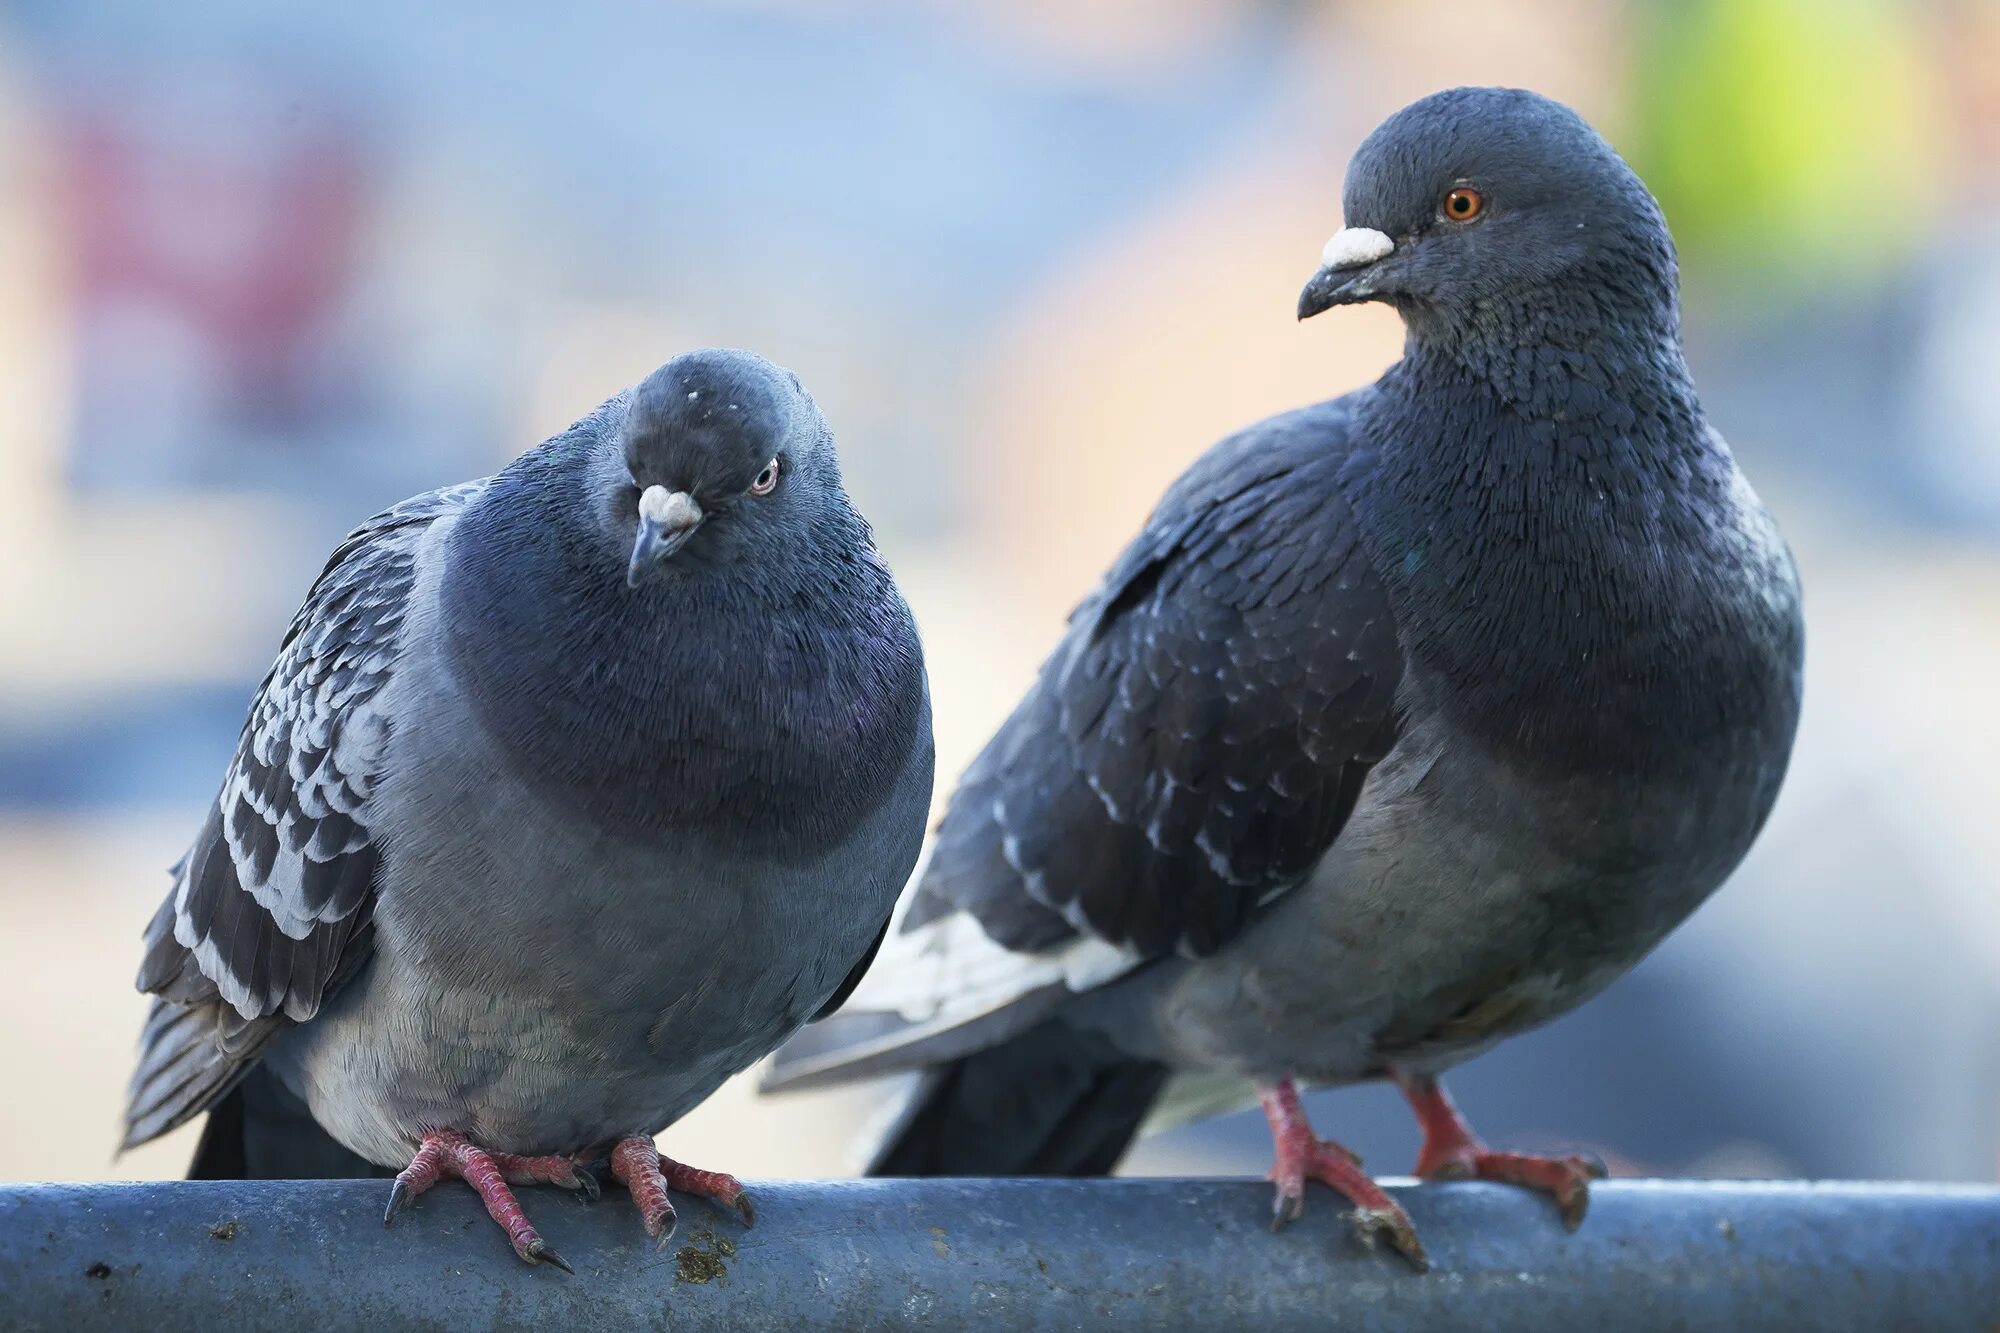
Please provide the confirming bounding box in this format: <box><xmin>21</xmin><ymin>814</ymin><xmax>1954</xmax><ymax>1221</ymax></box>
<box><xmin>124</xmin><ymin>348</ymin><xmax>934</xmax><ymax>1271</ymax></box>
<box><xmin>766</xmin><ymin>87</ymin><xmax>1804</xmax><ymax>1271</ymax></box>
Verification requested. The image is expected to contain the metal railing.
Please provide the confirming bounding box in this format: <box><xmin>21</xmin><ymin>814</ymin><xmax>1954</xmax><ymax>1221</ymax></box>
<box><xmin>2</xmin><ymin>1177</ymin><xmax>1996</xmax><ymax>1330</ymax></box>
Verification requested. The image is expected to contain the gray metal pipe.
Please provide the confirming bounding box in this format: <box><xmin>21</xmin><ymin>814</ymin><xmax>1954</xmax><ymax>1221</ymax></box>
<box><xmin>1</xmin><ymin>1178</ymin><xmax>1995</xmax><ymax>1331</ymax></box>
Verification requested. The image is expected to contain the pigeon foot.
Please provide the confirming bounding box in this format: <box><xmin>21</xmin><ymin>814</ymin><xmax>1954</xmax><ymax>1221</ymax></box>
<box><xmin>489</xmin><ymin>1148</ymin><xmax>603</xmax><ymax>1201</ymax></box>
<box><xmin>1396</xmin><ymin>1070</ymin><xmax>1607</xmax><ymax>1229</ymax></box>
<box><xmin>609</xmin><ymin>1136</ymin><xmax>755</xmax><ymax>1248</ymax></box>
<box><xmin>383</xmin><ymin>1129</ymin><xmax>575</xmax><ymax>1272</ymax></box>
<box><xmin>1259</xmin><ymin>1078</ymin><xmax>1427</xmax><ymax>1271</ymax></box>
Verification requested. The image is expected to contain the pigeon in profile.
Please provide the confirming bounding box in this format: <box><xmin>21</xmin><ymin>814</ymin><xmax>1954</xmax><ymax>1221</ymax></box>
<box><xmin>123</xmin><ymin>348</ymin><xmax>935</xmax><ymax>1271</ymax></box>
<box><xmin>767</xmin><ymin>87</ymin><xmax>1804</xmax><ymax>1270</ymax></box>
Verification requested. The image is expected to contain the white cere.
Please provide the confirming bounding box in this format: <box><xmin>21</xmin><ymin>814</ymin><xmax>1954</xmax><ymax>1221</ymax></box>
<box><xmin>1320</xmin><ymin>227</ymin><xmax>1394</xmax><ymax>269</ymax></box>
<box><xmin>638</xmin><ymin>484</ymin><xmax>700</xmax><ymax>526</ymax></box>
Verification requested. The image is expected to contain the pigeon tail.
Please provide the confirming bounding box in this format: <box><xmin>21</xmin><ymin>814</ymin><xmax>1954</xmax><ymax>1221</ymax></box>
<box><xmin>866</xmin><ymin>1019</ymin><xmax>1168</xmax><ymax>1177</ymax></box>
<box><xmin>187</xmin><ymin>1067</ymin><xmax>391</xmax><ymax>1180</ymax></box>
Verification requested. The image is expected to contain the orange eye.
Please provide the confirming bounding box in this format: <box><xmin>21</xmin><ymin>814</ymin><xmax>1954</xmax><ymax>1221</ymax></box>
<box><xmin>1443</xmin><ymin>187</ymin><xmax>1484</xmax><ymax>221</ymax></box>
<box><xmin>749</xmin><ymin>458</ymin><xmax>780</xmax><ymax>496</ymax></box>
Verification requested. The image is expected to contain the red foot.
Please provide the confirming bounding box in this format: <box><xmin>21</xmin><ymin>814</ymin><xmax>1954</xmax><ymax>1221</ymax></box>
<box><xmin>490</xmin><ymin>1148</ymin><xmax>602</xmax><ymax>1201</ymax></box>
<box><xmin>1259</xmin><ymin>1079</ymin><xmax>1427</xmax><ymax>1271</ymax></box>
<box><xmin>384</xmin><ymin>1130</ymin><xmax>577</xmax><ymax>1272</ymax></box>
<box><xmin>609</xmin><ymin>1136</ymin><xmax>755</xmax><ymax>1248</ymax></box>
<box><xmin>1395</xmin><ymin>1071</ymin><xmax>1607</xmax><ymax>1229</ymax></box>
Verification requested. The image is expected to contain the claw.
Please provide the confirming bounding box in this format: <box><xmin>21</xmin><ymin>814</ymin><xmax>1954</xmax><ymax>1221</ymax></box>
<box><xmin>1269</xmin><ymin>1183</ymin><xmax>1304</xmax><ymax>1231</ymax></box>
<box><xmin>651</xmin><ymin>1197</ymin><xmax>681</xmax><ymax>1246</ymax></box>
<box><xmin>523</xmin><ymin>1239</ymin><xmax>573</xmax><ymax>1275</ymax></box>
<box><xmin>731</xmin><ymin>1191</ymin><xmax>756</xmax><ymax>1228</ymax></box>
<box><xmin>1555</xmin><ymin>1168</ymin><xmax>1593</xmax><ymax>1230</ymax></box>
<box><xmin>1354</xmin><ymin>1205</ymin><xmax>1429</xmax><ymax>1273</ymax></box>
<box><xmin>1552</xmin><ymin>1153</ymin><xmax>1606</xmax><ymax>1229</ymax></box>
<box><xmin>383</xmin><ymin>1179</ymin><xmax>411</xmax><ymax>1228</ymax></box>
<box><xmin>573</xmin><ymin>1169</ymin><xmax>602</xmax><ymax>1204</ymax></box>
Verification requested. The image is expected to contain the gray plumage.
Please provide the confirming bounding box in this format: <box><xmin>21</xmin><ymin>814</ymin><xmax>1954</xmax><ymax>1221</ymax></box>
<box><xmin>126</xmin><ymin>348</ymin><xmax>934</xmax><ymax>1176</ymax></box>
<box><xmin>767</xmin><ymin>88</ymin><xmax>1804</xmax><ymax>1181</ymax></box>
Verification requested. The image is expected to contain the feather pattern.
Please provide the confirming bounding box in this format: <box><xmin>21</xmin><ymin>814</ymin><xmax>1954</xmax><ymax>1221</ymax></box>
<box><xmin>125</xmin><ymin>482</ymin><xmax>481</xmax><ymax>1148</ymax></box>
<box><xmin>772</xmin><ymin>402</ymin><xmax>1411</xmax><ymax>1091</ymax></box>
<box><xmin>919</xmin><ymin>401</ymin><xmax>1403</xmax><ymax>964</ymax></box>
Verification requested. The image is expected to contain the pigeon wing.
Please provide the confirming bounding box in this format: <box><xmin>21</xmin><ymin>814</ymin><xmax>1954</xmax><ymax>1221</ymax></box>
<box><xmin>922</xmin><ymin>398</ymin><xmax>1404</xmax><ymax>962</ymax></box>
<box><xmin>123</xmin><ymin>481</ymin><xmax>482</xmax><ymax>1150</ymax></box>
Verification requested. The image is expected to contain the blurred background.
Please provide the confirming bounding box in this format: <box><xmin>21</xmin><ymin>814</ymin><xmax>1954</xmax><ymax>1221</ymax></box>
<box><xmin>1</xmin><ymin>0</ymin><xmax>1996</xmax><ymax>1189</ymax></box>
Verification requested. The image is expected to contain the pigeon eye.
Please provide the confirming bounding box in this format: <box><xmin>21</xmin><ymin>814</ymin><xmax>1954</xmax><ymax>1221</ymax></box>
<box><xmin>749</xmin><ymin>459</ymin><xmax>781</xmax><ymax>496</ymax></box>
<box><xmin>1443</xmin><ymin>187</ymin><xmax>1484</xmax><ymax>222</ymax></box>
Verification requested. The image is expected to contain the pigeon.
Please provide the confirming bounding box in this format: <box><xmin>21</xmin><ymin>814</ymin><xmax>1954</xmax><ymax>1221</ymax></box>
<box><xmin>766</xmin><ymin>87</ymin><xmax>1805</xmax><ymax>1271</ymax></box>
<box><xmin>123</xmin><ymin>348</ymin><xmax>935</xmax><ymax>1271</ymax></box>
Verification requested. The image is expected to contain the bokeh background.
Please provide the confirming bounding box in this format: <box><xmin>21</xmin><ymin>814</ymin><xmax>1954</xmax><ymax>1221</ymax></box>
<box><xmin>2</xmin><ymin>0</ymin><xmax>1997</xmax><ymax>1188</ymax></box>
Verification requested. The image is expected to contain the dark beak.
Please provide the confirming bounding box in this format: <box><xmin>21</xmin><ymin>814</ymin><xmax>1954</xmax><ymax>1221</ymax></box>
<box><xmin>1297</xmin><ymin>226</ymin><xmax>1396</xmax><ymax>320</ymax></box>
<box><xmin>1298</xmin><ymin>267</ymin><xmax>1379</xmax><ymax>319</ymax></box>
<box><xmin>627</xmin><ymin>487</ymin><xmax>704</xmax><ymax>587</ymax></box>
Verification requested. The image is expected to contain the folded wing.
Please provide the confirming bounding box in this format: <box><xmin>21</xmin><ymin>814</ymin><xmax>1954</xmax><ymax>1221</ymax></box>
<box><xmin>123</xmin><ymin>482</ymin><xmax>482</xmax><ymax>1150</ymax></box>
<box><xmin>768</xmin><ymin>398</ymin><xmax>1403</xmax><ymax>1091</ymax></box>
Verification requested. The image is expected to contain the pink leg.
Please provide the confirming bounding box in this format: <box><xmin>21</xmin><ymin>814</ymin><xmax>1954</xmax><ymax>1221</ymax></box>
<box><xmin>610</xmin><ymin>1136</ymin><xmax>755</xmax><ymax>1247</ymax></box>
<box><xmin>383</xmin><ymin>1130</ymin><xmax>573</xmax><ymax>1272</ymax></box>
<box><xmin>1394</xmin><ymin>1070</ymin><xmax>1606</xmax><ymax>1229</ymax></box>
<box><xmin>610</xmin><ymin>1138</ymin><xmax>677</xmax><ymax>1243</ymax></box>
<box><xmin>1258</xmin><ymin>1078</ymin><xmax>1426</xmax><ymax>1271</ymax></box>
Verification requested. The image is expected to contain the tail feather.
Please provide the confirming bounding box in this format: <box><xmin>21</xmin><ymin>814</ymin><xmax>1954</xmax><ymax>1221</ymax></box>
<box><xmin>867</xmin><ymin>1019</ymin><xmax>1168</xmax><ymax>1177</ymax></box>
<box><xmin>128</xmin><ymin>997</ymin><xmax>385</xmax><ymax>1179</ymax></box>
<box><xmin>185</xmin><ymin>1080</ymin><xmax>248</xmax><ymax>1179</ymax></box>
<box><xmin>122</xmin><ymin>999</ymin><xmax>254</xmax><ymax>1151</ymax></box>
<box><xmin>188</xmin><ymin>1066</ymin><xmax>388</xmax><ymax>1180</ymax></box>
<box><xmin>763</xmin><ymin>987</ymin><xmax>1069</xmax><ymax>1095</ymax></box>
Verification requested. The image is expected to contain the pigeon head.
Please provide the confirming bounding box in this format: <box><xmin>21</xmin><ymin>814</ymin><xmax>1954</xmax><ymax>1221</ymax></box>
<box><xmin>1298</xmin><ymin>88</ymin><xmax>1677</xmax><ymax>339</ymax></box>
<box><xmin>614</xmin><ymin>348</ymin><xmax>832</xmax><ymax>588</ymax></box>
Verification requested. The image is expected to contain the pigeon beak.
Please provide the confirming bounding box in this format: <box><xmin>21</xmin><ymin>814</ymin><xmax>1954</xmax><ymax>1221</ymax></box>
<box><xmin>627</xmin><ymin>486</ymin><xmax>704</xmax><ymax>587</ymax></box>
<box><xmin>1298</xmin><ymin>227</ymin><xmax>1395</xmax><ymax>319</ymax></box>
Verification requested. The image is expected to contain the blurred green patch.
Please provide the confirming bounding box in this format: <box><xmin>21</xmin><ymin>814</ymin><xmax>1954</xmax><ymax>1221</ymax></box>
<box><xmin>1626</xmin><ymin>0</ymin><xmax>1938</xmax><ymax>302</ymax></box>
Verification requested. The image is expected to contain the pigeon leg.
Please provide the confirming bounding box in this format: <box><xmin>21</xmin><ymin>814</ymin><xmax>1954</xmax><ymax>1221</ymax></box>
<box><xmin>609</xmin><ymin>1136</ymin><xmax>755</xmax><ymax>1247</ymax></box>
<box><xmin>383</xmin><ymin>1129</ymin><xmax>572</xmax><ymax>1273</ymax></box>
<box><xmin>1258</xmin><ymin>1078</ymin><xmax>1427</xmax><ymax>1271</ymax></box>
<box><xmin>1393</xmin><ymin>1070</ymin><xmax>1606</xmax><ymax>1229</ymax></box>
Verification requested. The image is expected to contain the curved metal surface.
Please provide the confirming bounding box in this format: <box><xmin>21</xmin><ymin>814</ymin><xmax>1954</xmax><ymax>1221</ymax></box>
<box><xmin>1</xmin><ymin>1178</ymin><xmax>1996</xmax><ymax>1331</ymax></box>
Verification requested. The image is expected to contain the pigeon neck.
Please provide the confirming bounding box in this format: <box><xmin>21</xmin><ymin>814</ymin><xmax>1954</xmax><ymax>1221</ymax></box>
<box><xmin>1401</xmin><ymin>270</ymin><xmax>1690</xmax><ymax>420</ymax></box>
<box><xmin>1347</xmin><ymin>338</ymin><xmax>1783</xmax><ymax>775</ymax></box>
<box><xmin>441</xmin><ymin>460</ymin><xmax>927</xmax><ymax>854</ymax></box>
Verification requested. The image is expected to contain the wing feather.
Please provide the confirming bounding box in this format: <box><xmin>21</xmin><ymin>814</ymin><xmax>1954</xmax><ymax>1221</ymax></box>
<box><xmin>122</xmin><ymin>482</ymin><xmax>480</xmax><ymax>1150</ymax></box>
<box><xmin>768</xmin><ymin>397</ymin><xmax>1405</xmax><ymax>1090</ymax></box>
<box><xmin>933</xmin><ymin>399</ymin><xmax>1402</xmax><ymax>961</ymax></box>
